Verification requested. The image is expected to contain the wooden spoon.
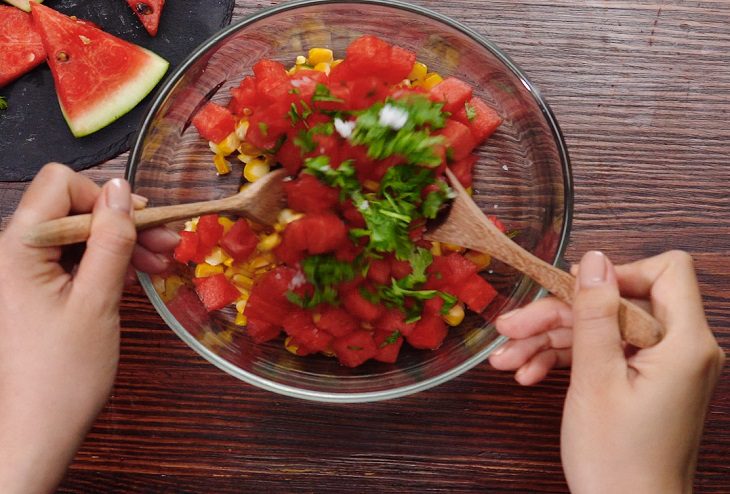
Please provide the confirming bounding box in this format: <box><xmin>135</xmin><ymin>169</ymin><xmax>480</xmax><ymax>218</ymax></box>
<box><xmin>24</xmin><ymin>168</ymin><xmax>288</xmax><ymax>248</ymax></box>
<box><xmin>425</xmin><ymin>169</ymin><xmax>663</xmax><ymax>348</ymax></box>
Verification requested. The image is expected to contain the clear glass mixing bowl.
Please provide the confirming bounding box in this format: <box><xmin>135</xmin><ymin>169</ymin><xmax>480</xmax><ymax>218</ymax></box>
<box><xmin>126</xmin><ymin>0</ymin><xmax>572</xmax><ymax>402</ymax></box>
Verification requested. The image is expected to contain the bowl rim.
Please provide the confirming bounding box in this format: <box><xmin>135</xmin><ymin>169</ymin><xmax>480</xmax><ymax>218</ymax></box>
<box><xmin>126</xmin><ymin>0</ymin><xmax>574</xmax><ymax>403</ymax></box>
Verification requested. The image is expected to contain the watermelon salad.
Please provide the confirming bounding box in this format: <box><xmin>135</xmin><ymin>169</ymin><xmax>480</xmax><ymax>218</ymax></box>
<box><xmin>0</xmin><ymin>3</ymin><xmax>168</xmax><ymax>136</ymax></box>
<box><xmin>157</xmin><ymin>35</ymin><xmax>505</xmax><ymax>368</ymax></box>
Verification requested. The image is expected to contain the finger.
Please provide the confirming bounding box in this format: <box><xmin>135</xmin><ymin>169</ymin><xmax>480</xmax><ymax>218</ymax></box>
<box><xmin>131</xmin><ymin>243</ymin><xmax>170</xmax><ymax>274</ymax></box>
<box><xmin>496</xmin><ymin>297</ymin><xmax>573</xmax><ymax>339</ymax></box>
<box><xmin>571</xmin><ymin>251</ymin><xmax>625</xmax><ymax>382</ymax></box>
<box><xmin>515</xmin><ymin>349</ymin><xmax>572</xmax><ymax>386</ymax></box>
<box><xmin>73</xmin><ymin>179</ymin><xmax>136</xmax><ymax>306</ymax></box>
<box><xmin>489</xmin><ymin>327</ymin><xmax>572</xmax><ymax>370</ymax></box>
<box><xmin>8</xmin><ymin>163</ymin><xmax>99</xmax><ymax>232</ymax></box>
<box><xmin>137</xmin><ymin>227</ymin><xmax>180</xmax><ymax>253</ymax></box>
<box><xmin>124</xmin><ymin>265</ymin><xmax>139</xmax><ymax>287</ymax></box>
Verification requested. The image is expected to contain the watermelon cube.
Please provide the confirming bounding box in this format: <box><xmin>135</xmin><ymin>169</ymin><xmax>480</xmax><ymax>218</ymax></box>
<box><xmin>315</xmin><ymin>305</ymin><xmax>359</xmax><ymax>338</ymax></box>
<box><xmin>192</xmin><ymin>102</ymin><xmax>236</xmax><ymax>143</ymax></box>
<box><xmin>376</xmin><ymin>308</ymin><xmax>415</xmax><ymax>337</ymax></box>
<box><xmin>246</xmin><ymin>319</ymin><xmax>281</xmax><ymax>344</ymax></box>
<box><xmin>455</xmin><ymin>274</ymin><xmax>498</xmax><ymax>313</ymax></box>
<box><xmin>406</xmin><ymin>315</ymin><xmax>448</xmax><ymax>350</ymax></box>
<box><xmin>219</xmin><ymin>218</ymin><xmax>258</xmax><ymax>262</ymax></box>
<box><xmin>439</xmin><ymin>119</ymin><xmax>477</xmax><ymax>161</ymax></box>
<box><xmin>284</xmin><ymin>174</ymin><xmax>340</xmax><ymax>214</ymax></box>
<box><xmin>173</xmin><ymin>230</ymin><xmax>200</xmax><ymax>264</ymax></box>
<box><xmin>342</xmin><ymin>287</ymin><xmax>384</xmax><ymax>322</ymax></box>
<box><xmin>283</xmin><ymin>310</ymin><xmax>333</xmax><ymax>353</ymax></box>
<box><xmin>366</xmin><ymin>258</ymin><xmax>392</xmax><ymax>285</ymax></box>
<box><xmin>430</xmin><ymin>77</ymin><xmax>473</xmax><ymax>114</ymax></box>
<box><xmin>332</xmin><ymin>330</ymin><xmax>378</xmax><ymax>367</ymax></box>
<box><xmin>303</xmin><ymin>213</ymin><xmax>349</xmax><ymax>254</ymax></box>
<box><xmin>373</xmin><ymin>329</ymin><xmax>404</xmax><ymax>363</ymax></box>
<box><xmin>192</xmin><ymin>273</ymin><xmax>241</xmax><ymax>312</ymax></box>
<box><xmin>165</xmin><ymin>286</ymin><xmax>209</xmax><ymax>336</ymax></box>
<box><xmin>449</xmin><ymin>154</ymin><xmax>478</xmax><ymax>188</ymax></box>
<box><xmin>453</xmin><ymin>96</ymin><xmax>503</xmax><ymax>142</ymax></box>
<box><xmin>425</xmin><ymin>253</ymin><xmax>479</xmax><ymax>290</ymax></box>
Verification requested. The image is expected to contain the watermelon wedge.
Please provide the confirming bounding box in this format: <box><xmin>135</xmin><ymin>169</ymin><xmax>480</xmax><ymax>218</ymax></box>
<box><xmin>126</xmin><ymin>0</ymin><xmax>165</xmax><ymax>37</ymax></box>
<box><xmin>0</xmin><ymin>6</ymin><xmax>46</xmax><ymax>87</ymax></box>
<box><xmin>2</xmin><ymin>0</ymin><xmax>42</xmax><ymax>13</ymax></box>
<box><xmin>30</xmin><ymin>3</ymin><xmax>169</xmax><ymax>137</ymax></box>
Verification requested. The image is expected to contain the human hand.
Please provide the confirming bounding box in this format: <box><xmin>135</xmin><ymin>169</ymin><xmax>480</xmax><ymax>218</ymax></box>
<box><xmin>493</xmin><ymin>250</ymin><xmax>725</xmax><ymax>492</ymax></box>
<box><xmin>0</xmin><ymin>164</ymin><xmax>179</xmax><ymax>494</ymax></box>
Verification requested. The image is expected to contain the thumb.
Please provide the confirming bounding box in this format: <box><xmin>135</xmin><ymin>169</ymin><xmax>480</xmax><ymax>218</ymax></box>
<box><xmin>570</xmin><ymin>251</ymin><xmax>625</xmax><ymax>383</ymax></box>
<box><xmin>73</xmin><ymin>179</ymin><xmax>137</xmax><ymax>307</ymax></box>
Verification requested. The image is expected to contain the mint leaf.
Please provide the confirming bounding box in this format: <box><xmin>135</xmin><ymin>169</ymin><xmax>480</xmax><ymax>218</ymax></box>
<box><xmin>464</xmin><ymin>101</ymin><xmax>477</xmax><ymax>121</ymax></box>
<box><xmin>379</xmin><ymin>330</ymin><xmax>401</xmax><ymax>348</ymax></box>
<box><xmin>0</xmin><ymin>96</ymin><xmax>7</xmax><ymax>111</ymax></box>
<box><xmin>312</xmin><ymin>83</ymin><xmax>344</xmax><ymax>103</ymax></box>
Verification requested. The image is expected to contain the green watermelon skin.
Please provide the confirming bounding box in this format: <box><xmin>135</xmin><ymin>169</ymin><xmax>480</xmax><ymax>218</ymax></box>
<box><xmin>2</xmin><ymin>0</ymin><xmax>42</xmax><ymax>13</ymax></box>
<box><xmin>30</xmin><ymin>3</ymin><xmax>169</xmax><ymax>137</ymax></box>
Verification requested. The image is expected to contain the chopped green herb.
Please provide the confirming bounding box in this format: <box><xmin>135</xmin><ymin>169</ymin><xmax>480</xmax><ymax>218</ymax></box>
<box><xmin>294</xmin><ymin>130</ymin><xmax>316</xmax><ymax>154</ymax></box>
<box><xmin>287</xmin><ymin>254</ymin><xmax>358</xmax><ymax>308</ymax></box>
<box><xmin>312</xmin><ymin>83</ymin><xmax>344</xmax><ymax>103</ymax></box>
<box><xmin>438</xmin><ymin>292</ymin><xmax>458</xmax><ymax>314</ymax></box>
<box><xmin>310</xmin><ymin>121</ymin><xmax>334</xmax><ymax>136</ymax></box>
<box><xmin>257</xmin><ymin>121</ymin><xmax>269</xmax><ymax>136</ymax></box>
<box><xmin>422</xmin><ymin>180</ymin><xmax>455</xmax><ymax>219</ymax></box>
<box><xmin>288</xmin><ymin>88</ymin><xmax>301</xmax><ymax>95</ymax></box>
<box><xmin>464</xmin><ymin>101</ymin><xmax>477</xmax><ymax>121</ymax></box>
<box><xmin>288</xmin><ymin>103</ymin><xmax>301</xmax><ymax>125</ymax></box>
<box><xmin>347</xmin><ymin>345</ymin><xmax>364</xmax><ymax>351</ymax></box>
<box><xmin>0</xmin><ymin>96</ymin><xmax>7</xmax><ymax>111</ymax></box>
<box><xmin>380</xmin><ymin>330</ymin><xmax>401</xmax><ymax>348</ymax></box>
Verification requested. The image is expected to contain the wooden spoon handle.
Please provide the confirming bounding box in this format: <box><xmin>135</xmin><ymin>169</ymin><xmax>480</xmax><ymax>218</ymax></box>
<box><xmin>23</xmin><ymin>197</ymin><xmax>236</xmax><ymax>248</ymax></box>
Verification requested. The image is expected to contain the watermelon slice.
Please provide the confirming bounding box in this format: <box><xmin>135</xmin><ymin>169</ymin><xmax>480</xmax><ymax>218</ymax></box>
<box><xmin>2</xmin><ymin>0</ymin><xmax>42</xmax><ymax>13</ymax></box>
<box><xmin>0</xmin><ymin>6</ymin><xmax>46</xmax><ymax>87</ymax></box>
<box><xmin>126</xmin><ymin>0</ymin><xmax>165</xmax><ymax>37</ymax></box>
<box><xmin>30</xmin><ymin>3</ymin><xmax>169</xmax><ymax>137</ymax></box>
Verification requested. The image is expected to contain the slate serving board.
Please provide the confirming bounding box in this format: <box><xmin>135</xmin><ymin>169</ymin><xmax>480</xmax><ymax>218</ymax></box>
<box><xmin>0</xmin><ymin>0</ymin><xmax>234</xmax><ymax>182</ymax></box>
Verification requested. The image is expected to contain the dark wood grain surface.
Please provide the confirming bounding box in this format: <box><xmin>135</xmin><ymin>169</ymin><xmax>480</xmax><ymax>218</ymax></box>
<box><xmin>1</xmin><ymin>1</ymin><xmax>728</xmax><ymax>492</ymax></box>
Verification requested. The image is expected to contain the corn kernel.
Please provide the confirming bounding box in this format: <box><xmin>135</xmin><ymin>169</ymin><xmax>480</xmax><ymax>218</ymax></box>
<box><xmin>443</xmin><ymin>303</ymin><xmax>465</xmax><ymax>326</ymax></box>
<box><xmin>363</xmin><ymin>179</ymin><xmax>380</xmax><ymax>192</ymax></box>
<box><xmin>194</xmin><ymin>263</ymin><xmax>224</xmax><ymax>278</ymax></box>
<box><xmin>213</xmin><ymin>154</ymin><xmax>231</xmax><ymax>175</ymax></box>
<box><xmin>163</xmin><ymin>275</ymin><xmax>184</xmax><ymax>302</ymax></box>
<box><xmin>223</xmin><ymin>256</ymin><xmax>236</xmax><ymax>267</ymax></box>
<box><xmin>442</xmin><ymin>242</ymin><xmax>465</xmax><ymax>253</ymax></box>
<box><xmin>430</xmin><ymin>241</ymin><xmax>442</xmax><ymax>256</ymax></box>
<box><xmin>312</xmin><ymin>313</ymin><xmax>322</xmax><ymax>324</ymax></box>
<box><xmin>184</xmin><ymin>216</ymin><xmax>199</xmax><ymax>232</ymax></box>
<box><xmin>422</xmin><ymin>73</ymin><xmax>444</xmax><ymax>90</ymax></box>
<box><xmin>331</xmin><ymin>58</ymin><xmax>343</xmax><ymax>68</ymax></box>
<box><xmin>235</xmin><ymin>313</ymin><xmax>248</xmax><ymax>326</ymax></box>
<box><xmin>237</xmin><ymin>152</ymin><xmax>258</xmax><ymax>164</ymax></box>
<box><xmin>235</xmin><ymin>119</ymin><xmax>250</xmax><ymax>141</ymax></box>
<box><xmin>277</xmin><ymin>208</ymin><xmax>304</xmax><ymax>225</ymax></box>
<box><xmin>313</xmin><ymin>62</ymin><xmax>331</xmax><ymax>75</ymax></box>
<box><xmin>408</xmin><ymin>61</ymin><xmax>428</xmax><ymax>82</ymax></box>
<box><xmin>151</xmin><ymin>275</ymin><xmax>166</xmax><ymax>295</ymax></box>
<box><xmin>295</xmin><ymin>55</ymin><xmax>307</xmax><ymax>65</ymax></box>
<box><xmin>209</xmin><ymin>132</ymin><xmax>240</xmax><ymax>156</ymax></box>
<box><xmin>218</xmin><ymin>216</ymin><xmax>235</xmax><ymax>234</ymax></box>
<box><xmin>464</xmin><ymin>250</ymin><xmax>492</xmax><ymax>269</ymax></box>
<box><xmin>284</xmin><ymin>336</ymin><xmax>300</xmax><ymax>355</ymax></box>
<box><xmin>249</xmin><ymin>255</ymin><xmax>272</xmax><ymax>270</ymax></box>
<box><xmin>235</xmin><ymin>297</ymin><xmax>248</xmax><ymax>313</ymax></box>
<box><xmin>205</xmin><ymin>246</ymin><xmax>230</xmax><ymax>266</ymax></box>
<box><xmin>257</xmin><ymin>232</ymin><xmax>282</xmax><ymax>252</ymax></box>
<box><xmin>232</xmin><ymin>274</ymin><xmax>254</xmax><ymax>290</ymax></box>
<box><xmin>243</xmin><ymin>158</ymin><xmax>270</xmax><ymax>182</ymax></box>
<box><xmin>239</xmin><ymin>142</ymin><xmax>260</xmax><ymax>155</ymax></box>
<box><xmin>308</xmin><ymin>47</ymin><xmax>333</xmax><ymax>65</ymax></box>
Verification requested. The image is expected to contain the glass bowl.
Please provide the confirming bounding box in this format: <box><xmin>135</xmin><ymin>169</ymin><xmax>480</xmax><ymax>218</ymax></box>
<box><xmin>126</xmin><ymin>0</ymin><xmax>572</xmax><ymax>403</ymax></box>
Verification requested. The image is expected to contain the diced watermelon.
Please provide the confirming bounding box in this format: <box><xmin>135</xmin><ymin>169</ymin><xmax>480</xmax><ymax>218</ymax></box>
<box><xmin>366</xmin><ymin>258</ymin><xmax>391</xmax><ymax>285</ymax></box>
<box><xmin>289</xmin><ymin>69</ymin><xmax>328</xmax><ymax>103</ymax></box>
<box><xmin>487</xmin><ymin>215</ymin><xmax>507</xmax><ymax>233</ymax></box>
<box><xmin>389</xmin><ymin>257</ymin><xmax>412</xmax><ymax>280</ymax></box>
<box><xmin>387</xmin><ymin>45</ymin><xmax>416</xmax><ymax>84</ymax></box>
<box><xmin>274</xmin><ymin>218</ymin><xmax>309</xmax><ymax>265</ymax></box>
<box><xmin>314</xmin><ymin>83</ymin><xmax>350</xmax><ymax>112</ymax></box>
<box><xmin>376</xmin><ymin>308</ymin><xmax>415</xmax><ymax>337</ymax></box>
<box><xmin>455</xmin><ymin>273</ymin><xmax>498</xmax><ymax>313</ymax></box>
<box><xmin>283</xmin><ymin>310</ymin><xmax>333</xmax><ymax>352</ymax></box>
<box><xmin>0</xmin><ymin>6</ymin><xmax>46</xmax><ymax>88</ymax></box>
<box><xmin>347</xmin><ymin>76</ymin><xmax>389</xmax><ymax>110</ymax></box>
<box><xmin>228</xmin><ymin>76</ymin><xmax>258</xmax><ymax>115</ymax></box>
<box><xmin>425</xmin><ymin>253</ymin><xmax>479</xmax><ymax>290</ymax></box>
<box><xmin>430</xmin><ymin>77</ymin><xmax>473</xmax><ymax>114</ymax></box>
<box><xmin>342</xmin><ymin>287</ymin><xmax>384</xmax><ymax>322</ymax></box>
<box><xmin>332</xmin><ymin>330</ymin><xmax>378</xmax><ymax>367</ymax></box>
<box><xmin>406</xmin><ymin>315</ymin><xmax>448</xmax><ymax>350</ymax></box>
<box><xmin>246</xmin><ymin>318</ymin><xmax>281</xmax><ymax>344</ymax></box>
<box><xmin>192</xmin><ymin>102</ymin><xmax>235</xmax><ymax>143</ymax></box>
<box><xmin>373</xmin><ymin>329</ymin><xmax>404</xmax><ymax>363</ymax></box>
<box><xmin>246</xmin><ymin>99</ymin><xmax>291</xmax><ymax>149</ymax></box>
<box><xmin>423</xmin><ymin>296</ymin><xmax>444</xmax><ymax>316</ymax></box>
<box><xmin>344</xmin><ymin>35</ymin><xmax>392</xmax><ymax>80</ymax></box>
<box><xmin>315</xmin><ymin>305</ymin><xmax>359</xmax><ymax>338</ymax></box>
<box><xmin>196</xmin><ymin>214</ymin><xmax>223</xmax><ymax>249</ymax></box>
<box><xmin>219</xmin><ymin>218</ymin><xmax>258</xmax><ymax>262</ymax></box>
<box><xmin>276</xmin><ymin>135</ymin><xmax>303</xmax><ymax>175</ymax></box>
<box><xmin>340</xmin><ymin>199</ymin><xmax>366</xmax><ymax>228</ymax></box>
<box><xmin>439</xmin><ymin>119</ymin><xmax>477</xmax><ymax>161</ymax></box>
<box><xmin>244</xmin><ymin>267</ymin><xmax>297</xmax><ymax>325</ymax></box>
<box><xmin>303</xmin><ymin>213</ymin><xmax>349</xmax><ymax>254</ymax></box>
<box><xmin>283</xmin><ymin>174</ymin><xmax>340</xmax><ymax>213</ymax></box>
<box><xmin>173</xmin><ymin>230</ymin><xmax>199</xmax><ymax>264</ymax></box>
<box><xmin>334</xmin><ymin>240</ymin><xmax>362</xmax><ymax>263</ymax></box>
<box><xmin>453</xmin><ymin>96</ymin><xmax>502</xmax><ymax>142</ymax></box>
<box><xmin>192</xmin><ymin>273</ymin><xmax>240</xmax><ymax>312</ymax></box>
<box><xmin>449</xmin><ymin>154</ymin><xmax>478</xmax><ymax>188</ymax></box>
<box><xmin>165</xmin><ymin>286</ymin><xmax>209</xmax><ymax>336</ymax></box>
<box><xmin>125</xmin><ymin>0</ymin><xmax>165</xmax><ymax>37</ymax></box>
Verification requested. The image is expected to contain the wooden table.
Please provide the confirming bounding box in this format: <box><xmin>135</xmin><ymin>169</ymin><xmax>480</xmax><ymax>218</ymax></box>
<box><xmin>1</xmin><ymin>1</ymin><xmax>728</xmax><ymax>492</ymax></box>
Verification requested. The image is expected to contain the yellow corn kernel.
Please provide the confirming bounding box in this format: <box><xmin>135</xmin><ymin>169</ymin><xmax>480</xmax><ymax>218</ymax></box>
<box><xmin>218</xmin><ymin>216</ymin><xmax>235</xmax><ymax>234</ymax></box>
<box><xmin>331</xmin><ymin>58</ymin><xmax>343</xmax><ymax>68</ymax></box>
<box><xmin>213</xmin><ymin>154</ymin><xmax>231</xmax><ymax>176</ymax></box>
<box><xmin>249</xmin><ymin>254</ymin><xmax>273</xmax><ymax>271</ymax></box>
<box><xmin>234</xmin><ymin>313</ymin><xmax>248</xmax><ymax>326</ymax></box>
<box><xmin>235</xmin><ymin>297</ymin><xmax>249</xmax><ymax>313</ymax></box>
<box><xmin>363</xmin><ymin>179</ymin><xmax>380</xmax><ymax>192</ymax></box>
<box><xmin>408</xmin><ymin>61</ymin><xmax>428</xmax><ymax>82</ymax></box>
<box><xmin>284</xmin><ymin>336</ymin><xmax>300</xmax><ymax>355</ymax></box>
<box><xmin>321</xmin><ymin>347</ymin><xmax>336</xmax><ymax>358</ymax></box>
<box><xmin>239</xmin><ymin>142</ymin><xmax>260</xmax><ymax>155</ymax></box>
<box><xmin>421</xmin><ymin>73</ymin><xmax>444</xmax><ymax>90</ymax></box>
<box><xmin>295</xmin><ymin>55</ymin><xmax>307</xmax><ymax>66</ymax></box>
<box><xmin>232</xmin><ymin>274</ymin><xmax>254</xmax><ymax>290</ymax></box>
<box><xmin>184</xmin><ymin>216</ymin><xmax>199</xmax><ymax>232</ymax></box>
<box><xmin>312</xmin><ymin>313</ymin><xmax>322</xmax><ymax>324</ymax></box>
<box><xmin>163</xmin><ymin>275</ymin><xmax>184</xmax><ymax>302</ymax></box>
<box><xmin>209</xmin><ymin>132</ymin><xmax>240</xmax><ymax>156</ymax></box>
<box><xmin>205</xmin><ymin>246</ymin><xmax>230</xmax><ymax>266</ymax></box>
<box><xmin>308</xmin><ymin>47</ymin><xmax>333</xmax><ymax>65</ymax></box>
<box><xmin>194</xmin><ymin>263</ymin><xmax>224</xmax><ymax>278</ymax></box>
<box><xmin>443</xmin><ymin>303</ymin><xmax>465</xmax><ymax>327</ymax></box>
<box><xmin>277</xmin><ymin>208</ymin><xmax>304</xmax><ymax>225</ymax></box>
<box><xmin>223</xmin><ymin>256</ymin><xmax>236</xmax><ymax>267</ymax></box>
<box><xmin>464</xmin><ymin>250</ymin><xmax>492</xmax><ymax>269</ymax></box>
<box><xmin>237</xmin><ymin>152</ymin><xmax>259</xmax><ymax>164</ymax></box>
<box><xmin>243</xmin><ymin>158</ymin><xmax>270</xmax><ymax>182</ymax></box>
<box><xmin>235</xmin><ymin>119</ymin><xmax>250</xmax><ymax>141</ymax></box>
<box><xmin>441</xmin><ymin>242</ymin><xmax>465</xmax><ymax>253</ymax></box>
<box><xmin>151</xmin><ymin>275</ymin><xmax>166</xmax><ymax>295</ymax></box>
<box><xmin>257</xmin><ymin>232</ymin><xmax>282</xmax><ymax>252</ymax></box>
<box><xmin>430</xmin><ymin>241</ymin><xmax>442</xmax><ymax>256</ymax></box>
<box><xmin>313</xmin><ymin>62</ymin><xmax>331</xmax><ymax>75</ymax></box>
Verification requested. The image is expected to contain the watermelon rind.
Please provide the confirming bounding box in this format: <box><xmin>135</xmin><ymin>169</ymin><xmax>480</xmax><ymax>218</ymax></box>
<box><xmin>61</xmin><ymin>48</ymin><xmax>169</xmax><ymax>137</ymax></box>
<box><xmin>2</xmin><ymin>0</ymin><xmax>42</xmax><ymax>13</ymax></box>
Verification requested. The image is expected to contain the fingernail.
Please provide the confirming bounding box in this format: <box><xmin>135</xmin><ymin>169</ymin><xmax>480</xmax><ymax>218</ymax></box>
<box><xmin>155</xmin><ymin>253</ymin><xmax>171</xmax><ymax>267</ymax></box>
<box><xmin>579</xmin><ymin>251</ymin><xmax>607</xmax><ymax>287</ymax></box>
<box><xmin>160</xmin><ymin>227</ymin><xmax>181</xmax><ymax>243</ymax></box>
<box><xmin>492</xmin><ymin>344</ymin><xmax>507</xmax><ymax>357</ymax></box>
<box><xmin>106</xmin><ymin>179</ymin><xmax>131</xmax><ymax>213</ymax></box>
<box><xmin>515</xmin><ymin>366</ymin><xmax>527</xmax><ymax>383</ymax></box>
<box><xmin>498</xmin><ymin>308</ymin><xmax>520</xmax><ymax>321</ymax></box>
<box><xmin>131</xmin><ymin>193</ymin><xmax>149</xmax><ymax>209</ymax></box>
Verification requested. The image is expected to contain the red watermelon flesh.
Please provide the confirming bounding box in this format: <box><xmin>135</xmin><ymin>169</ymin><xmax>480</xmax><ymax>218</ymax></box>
<box><xmin>0</xmin><ymin>6</ymin><xmax>46</xmax><ymax>87</ymax></box>
<box><xmin>125</xmin><ymin>0</ymin><xmax>165</xmax><ymax>37</ymax></box>
<box><xmin>30</xmin><ymin>3</ymin><xmax>169</xmax><ymax>137</ymax></box>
